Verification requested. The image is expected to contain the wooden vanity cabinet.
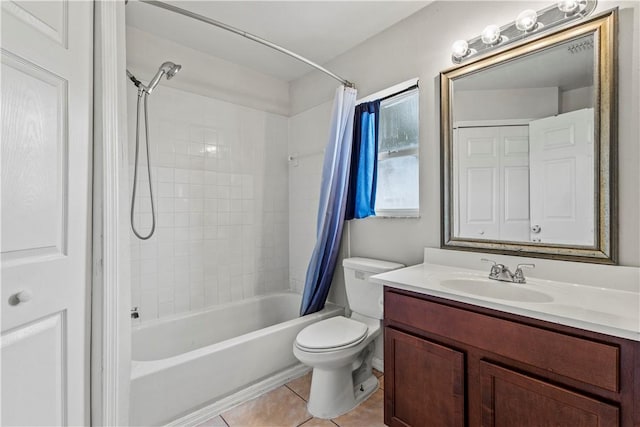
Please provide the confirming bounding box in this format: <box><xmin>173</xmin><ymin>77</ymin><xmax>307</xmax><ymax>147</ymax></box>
<box><xmin>384</xmin><ymin>288</ymin><xmax>640</xmax><ymax>427</ymax></box>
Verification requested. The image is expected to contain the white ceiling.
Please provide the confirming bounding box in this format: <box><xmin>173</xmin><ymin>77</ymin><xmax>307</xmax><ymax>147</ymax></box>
<box><xmin>126</xmin><ymin>1</ymin><xmax>430</xmax><ymax>82</ymax></box>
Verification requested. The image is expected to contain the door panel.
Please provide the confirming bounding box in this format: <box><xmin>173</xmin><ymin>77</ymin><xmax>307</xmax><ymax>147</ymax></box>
<box><xmin>480</xmin><ymin>361</ymin><xmax>618</xmax><ymax>427</ymax></box>
<box><xmin>1</xmin><ymin>50</ymin><xmax>68</xmax><ymax>262</ymax></box>
<box><xmin>455</xmin><ymin>125</ymin><xmax>529</xmax><ymax>241</ymax></box>
<box><xmin>1</xmin><ymin>1</ymin><xmax>68</xmax><ymax>47</ymax></box>
<box><xmin>1</xmin><ymin>313</ymin><xmax>66</xmax><ymax>426</ymax></box>
<box><xmin>529</xmin><ymin>109</ymin><xmax>595</xmax><ymax>245</ymax></box>
<box><xmin>1</xmin><ymin>1</ymin><xmax>92</xmax><ymax>425</ymax></box>
<box><xmin>456</xmin><ymin>127</ymin><xmax>499</xmax><ymax>240</ymax></box>
<box><xmin>499</xmin><ymin>126</ymin><xmax>530</xmax><ymax>241</ymax></box>
<box><xmin>385</xmin><ymin>327</ymin><xmax>465</xmax><ymax>427</ymax></box>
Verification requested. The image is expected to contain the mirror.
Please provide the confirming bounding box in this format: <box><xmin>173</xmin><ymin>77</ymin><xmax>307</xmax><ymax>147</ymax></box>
<box><xmin>441</xmin><ymin>10</ymin><xmax>617</xmax><ymax>263</ymax></box>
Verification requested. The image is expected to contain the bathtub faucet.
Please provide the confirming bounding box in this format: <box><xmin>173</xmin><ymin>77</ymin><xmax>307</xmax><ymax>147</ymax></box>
<box><xmin>131</xmin><ymin>307</ymin><xmax>140</xmax><ymax>319</ymax></box>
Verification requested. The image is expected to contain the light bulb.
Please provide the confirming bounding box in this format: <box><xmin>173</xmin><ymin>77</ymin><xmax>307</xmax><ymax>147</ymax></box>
<box><xmin>451</xmin><ymin>40</ymin><xmax>469</xmax><ymax>59</ymax></box>
<box><xmin>557</xmin><ymin>0</ymin><xmax>578</xmax><ymax>13</ymax></box>
<box><xmin>481</xmin><ymin>25</ymin><xmax>501</xmax><ymax>45</ymax></box>
<box><xmin>516</xmin><ymin>9</ymin><xmax>538</xmax><ymax>31</ymax></box>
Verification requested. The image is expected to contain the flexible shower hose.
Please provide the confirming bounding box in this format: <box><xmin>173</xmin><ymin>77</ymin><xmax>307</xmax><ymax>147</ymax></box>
<box><xmin>130</xmin><ymin>90</ymin><xmax>156</xmax><ymax>240</ymax></box>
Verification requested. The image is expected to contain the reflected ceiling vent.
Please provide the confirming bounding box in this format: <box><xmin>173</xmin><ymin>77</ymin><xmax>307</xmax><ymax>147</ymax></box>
<box><xmin>567</xmin><ymin>39</ymin><xmax>594</xmax><ymax>54</ymax></box>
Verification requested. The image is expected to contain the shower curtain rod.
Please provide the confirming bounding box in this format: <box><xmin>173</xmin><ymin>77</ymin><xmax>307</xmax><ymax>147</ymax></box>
<box><xmin>136</xmin><ymin>0</ymin><xmax>355</xmax><ymax>88</ymax></box>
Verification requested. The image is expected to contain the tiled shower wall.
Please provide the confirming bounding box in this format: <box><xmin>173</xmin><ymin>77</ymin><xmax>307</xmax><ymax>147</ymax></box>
<box><xmin>128</xmin><ymin>85</ymin><xmax>289</xmax><ymax>323</ymax></box>
<box><xmin>288</xmin><ymin>102</ymin><xmax>333</xmax><ymax>294</ymax></box>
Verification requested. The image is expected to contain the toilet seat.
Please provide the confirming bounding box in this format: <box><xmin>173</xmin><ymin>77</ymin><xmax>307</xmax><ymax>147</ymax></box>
<box><xmin>295</xmin><ymin>316</ymin><xmax>368</xmax><ymax>353</ymax></box>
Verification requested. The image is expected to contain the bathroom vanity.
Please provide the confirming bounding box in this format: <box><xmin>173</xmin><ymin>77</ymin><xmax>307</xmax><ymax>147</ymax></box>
<box><xmin>375</xmin><ymin>254</ymin><xmax>640</xmax><ymax>427</ymax></box>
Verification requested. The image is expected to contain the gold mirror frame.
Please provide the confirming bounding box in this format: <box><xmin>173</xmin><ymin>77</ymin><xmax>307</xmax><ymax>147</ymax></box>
<box><xmin>440</xmin><ymin>9</ymin><xmax>617</xmax><ymax>264</ymax></box>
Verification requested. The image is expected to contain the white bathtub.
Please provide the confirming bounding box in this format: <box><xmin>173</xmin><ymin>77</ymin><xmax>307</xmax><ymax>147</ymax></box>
<box><xmin>130</xmin><ymin>292</ymin><xmax>343</xmax><ymax>426</ymax></box>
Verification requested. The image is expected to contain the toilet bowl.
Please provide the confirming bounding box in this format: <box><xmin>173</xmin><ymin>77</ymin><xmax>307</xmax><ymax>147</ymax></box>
<box><xmin>293</xmin><ymin>257</ymin><xmax>404</xmax><ymax>419</ymax></box>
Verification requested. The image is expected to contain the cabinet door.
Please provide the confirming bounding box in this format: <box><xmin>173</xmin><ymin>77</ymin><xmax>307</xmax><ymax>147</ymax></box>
<box><xmin>385</xmin><ymin>327</ymin><xmax>465</xmax><ymax>427</ymax></box>
<box><xmin>480</xmin><ymin>361</ymin><xmax>619</xmax><ymax>427</ymax></box>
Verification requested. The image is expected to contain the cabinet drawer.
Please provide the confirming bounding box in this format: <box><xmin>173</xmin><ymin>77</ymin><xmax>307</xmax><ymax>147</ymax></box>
<box><xmin>385</xmin><ymin>290</ymin><xmax>620</xmax><ymax>392</ymax></box>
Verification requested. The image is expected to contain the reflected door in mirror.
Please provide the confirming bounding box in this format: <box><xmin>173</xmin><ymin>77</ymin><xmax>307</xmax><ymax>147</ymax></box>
<box><xmin>529</xmin><ymin>108</ymin><xmax>595</xmax><ymax>246</ymax></box>
<box><xmin>454</xmin><ymin>126</ymin><xmax>530</xmax><ymax>242</ymax></box>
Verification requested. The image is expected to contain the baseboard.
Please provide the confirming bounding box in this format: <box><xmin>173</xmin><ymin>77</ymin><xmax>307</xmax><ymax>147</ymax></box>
<box><xmin>165</xmin><ymin>364</ymin><xmax>311</xmax><ymax>427</ymax></box>
<box><xmin>372</xmin><ymin>357</ymin><xmax>384</xmax><ymax>373</ymax></box>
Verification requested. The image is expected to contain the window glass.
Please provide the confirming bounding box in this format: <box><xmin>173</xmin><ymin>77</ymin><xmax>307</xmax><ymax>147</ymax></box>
<box><xmin>376</xmin><ymin>88</ymin><xmax>419</xmax><ymax>216</ymax></box>
<box><xmin>379</xmin><ymin>90</ymin><xmax>419</xmax><ymax>153</ymax></box>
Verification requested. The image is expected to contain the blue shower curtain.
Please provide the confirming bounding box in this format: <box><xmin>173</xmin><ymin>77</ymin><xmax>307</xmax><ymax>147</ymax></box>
<box><xmin>300</xmin><ymin>85</ymin><xmax>357</xmax><ymax>316</ymax></box>
<box><xmin>346</xmin><ymin>101</ymin><xmax>380</xmax><ymax>220</ymax></box>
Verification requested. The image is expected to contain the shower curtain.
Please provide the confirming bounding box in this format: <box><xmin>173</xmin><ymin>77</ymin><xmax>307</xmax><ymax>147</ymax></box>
<box><xmin>300</xmin><ymin>85</ymin><xmax>357</xmax><ymax>316</ymax></box>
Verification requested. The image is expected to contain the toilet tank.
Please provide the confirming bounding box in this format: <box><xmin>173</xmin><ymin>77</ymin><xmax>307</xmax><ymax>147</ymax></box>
<box><xmin>342</xmin><ymin>257</ymin><xmax>404</xmax><ymax>320</ymax></box>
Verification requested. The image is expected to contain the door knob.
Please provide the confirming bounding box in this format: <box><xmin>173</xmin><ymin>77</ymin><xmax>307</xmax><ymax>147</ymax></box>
<box><xmin>11</xmin><ymin>290</ymin><xmax>33</xmax><ymax>305</ymax></box>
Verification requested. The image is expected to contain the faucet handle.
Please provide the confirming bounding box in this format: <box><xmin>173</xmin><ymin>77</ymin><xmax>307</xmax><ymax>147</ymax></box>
<box><xmin>513</xmin><ymin>263</ymin><xmax>535</xmax><ymax>283</ymax></box>
<box><xmin>516</xmin><ymin>263</ymin><xmax>535</xmax><ymax>270</ymax></box>
<box><xmin>481</xmin><ymin>258</ymin><xmax>502</xmax><ymax>279</ymax></box>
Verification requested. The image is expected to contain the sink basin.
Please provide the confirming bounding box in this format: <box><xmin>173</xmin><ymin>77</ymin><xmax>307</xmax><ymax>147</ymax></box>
<box><xmin>440</xmin><ymin>278</ymin><xmax>554</xmax><ymax>303</ymax></box>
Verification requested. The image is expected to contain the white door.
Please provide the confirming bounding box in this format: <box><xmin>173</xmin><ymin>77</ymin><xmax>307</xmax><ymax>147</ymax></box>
<box><xmin>498</xmin><ymin>126</ymin><xmax>530</xmax><ymax>242</ymax></box>
<box><xmin>455</xmin><ymin>127</ymin><xmax>500</xmax><ymax>240</ymax></box>
<box><xmin>455</xmin><ymin>125</ymin><xmax>530</xmax><ymax>242</ymax></box>
<box><xmin>529</xmin><ymin>109</ymin><xmax>594</xmax><ymax>246</ymax></box>
<box><xmin>1</xmin><ymin>1</ymin><xmax>93</xmax><ymax>425</ymax></box>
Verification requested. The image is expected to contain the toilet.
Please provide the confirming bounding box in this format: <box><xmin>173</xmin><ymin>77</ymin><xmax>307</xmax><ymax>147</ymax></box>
<box><xmin>293</xmin><ymin>257</ymin><xmax>404</xmax><ymax>419</ymax></box>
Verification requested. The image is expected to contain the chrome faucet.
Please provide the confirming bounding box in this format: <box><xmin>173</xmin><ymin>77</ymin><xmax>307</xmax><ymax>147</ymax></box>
<box><xmin>481</xmin><ymin>259</ymin><xmax>535</xmax><ymax>284</ymax></box>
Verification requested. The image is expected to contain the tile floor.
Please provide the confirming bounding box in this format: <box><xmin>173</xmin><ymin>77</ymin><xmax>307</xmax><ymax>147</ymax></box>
<box><xmin>198</xmin><ymin>370</ymin><xmax>385</xmax><ymax>427</ymax></box>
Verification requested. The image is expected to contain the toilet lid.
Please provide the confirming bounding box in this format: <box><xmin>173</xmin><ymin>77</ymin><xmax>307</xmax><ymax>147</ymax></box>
<box><xmin>296</xmin><ymin>316</ymin><xmax>368</xmax><ymax>350</ymax></box>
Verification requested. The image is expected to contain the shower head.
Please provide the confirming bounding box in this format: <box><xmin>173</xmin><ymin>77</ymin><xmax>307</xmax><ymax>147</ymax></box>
<box><xmin>145</xmin><ymin>61</ymin><xmax>182</xmax><ymax>94</ymax></box>
<box><xmin>165</xmin><ymin>62</ymin><xmax>182</xmax><ymax>79</ymax></box>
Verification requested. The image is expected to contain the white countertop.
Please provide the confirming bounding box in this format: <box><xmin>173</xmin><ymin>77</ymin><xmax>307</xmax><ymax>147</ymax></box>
<box><xmin>372</xmin><ymin>262</ymin><xmax>640</xmax><ymax>342</ymax></box>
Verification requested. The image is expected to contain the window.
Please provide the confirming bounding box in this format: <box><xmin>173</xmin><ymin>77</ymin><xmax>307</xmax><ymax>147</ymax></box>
<box><xmin>375</xmin><ymin>88</ymin><xmax>419</xmax><ymax>217</ymax></box>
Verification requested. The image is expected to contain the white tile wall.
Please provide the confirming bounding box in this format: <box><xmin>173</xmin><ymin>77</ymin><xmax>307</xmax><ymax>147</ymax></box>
<box><xmin>288</xmin><ymin>101</ymin><xmax>334</xmax><ymax>294</ymax></box>
<box><xmin>128</xmin><ymin>85</ymin><xmax>289</xmax><ymax>323</ymax></box>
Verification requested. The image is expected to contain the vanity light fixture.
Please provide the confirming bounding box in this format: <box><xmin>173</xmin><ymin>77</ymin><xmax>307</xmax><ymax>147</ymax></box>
<box><xmin>451</xmin><ymin>40</ymin><xmax>471</xmax><ymax>60</ymax></box>
<box><xmin>450</xmin><ymin>0</ymin><xmax>596</xmax><ymax>64</ymax></box>
<box><xmin>558</xmin><ymin>0</ymin><xmax>588</xmax><ymax>14</ymax></box>
<box><xmin>515</xmin><ymin>9</ymin><xmax>539</xmax><ymax>32</ymax></box>
<box><xmin>481</xmin><ymin>25</ymin><xmax>502</xmax><ymax>45</ymax></box>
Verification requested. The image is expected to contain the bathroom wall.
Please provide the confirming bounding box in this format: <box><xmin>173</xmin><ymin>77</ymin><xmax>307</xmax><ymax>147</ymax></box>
<box><xmin>288</xmin><ymin>101</ymin><xmax>334</xmax><ymax>294</ymax></box>
<box><xmin>288</xmin><ymin>0</ymin><xmax>640</xmax><ymax>296</ymax></box>
<box><xmin>126</xmin><ymin>26</ymin><xmax>289</xmax><ymax>115</ymax></box>
<box><xmin>127</xmin><ymin>28</ymin><xmax>289</xmax><ymax>323</ymax></box>
<box><xmin>453</xmin><ymin>87</ymin><xmax>559</xmax><ymax>121</ymax></box>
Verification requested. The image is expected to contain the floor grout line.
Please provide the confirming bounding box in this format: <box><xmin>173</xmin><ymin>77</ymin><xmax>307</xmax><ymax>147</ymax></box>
<box><xmin>219</xmin><ymin>414</ymin><xmax>229</xmax><ymax>426</ymax></box>
<box><xmin>295</xmin><ymin>415</ymin><xmax>313</xmax><ymax>427</ymax></box>
<box><xmin>284</xmin><ymin>383</ymin><xmax>309</xmax><ymax>403</ymax></box>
